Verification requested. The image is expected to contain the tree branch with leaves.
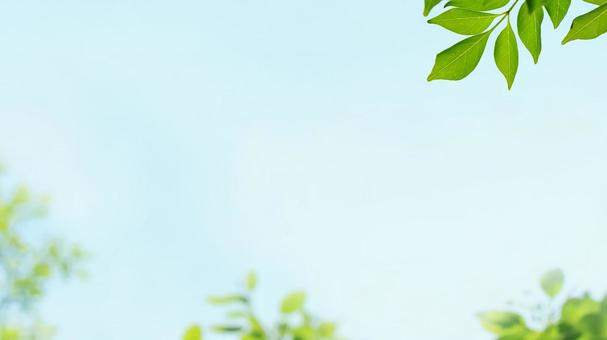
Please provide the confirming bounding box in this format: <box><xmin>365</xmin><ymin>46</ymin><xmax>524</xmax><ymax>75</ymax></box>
<box><xmin>424</xmin><ymin>0</ymin><xmax>607</xmax><ymax>88</ymax></box>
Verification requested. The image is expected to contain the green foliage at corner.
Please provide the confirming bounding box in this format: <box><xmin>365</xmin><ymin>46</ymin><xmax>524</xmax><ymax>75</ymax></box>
<box><xmin>182</xmin><ymin>272</ymin><xmax>344</xmax><ymax>340</ymax></box>
<box><xmin>424</xmin><ymin>0</ymin><xmax>607</xmax><ymax>88</ymax></box>
<box><xmin>0</xmin><ymin>169</ymin><xmax>86</xmax><ymax>340</ymax></box>
<box><xmin>480</xmin><ymin>269</ymin><xmax>607</xmax><ymax>339</ymax></box>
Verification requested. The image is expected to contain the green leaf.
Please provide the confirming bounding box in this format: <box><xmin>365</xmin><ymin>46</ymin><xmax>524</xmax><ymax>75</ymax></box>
<box><xmin>444</xmin><ymin>0</ymin><xmax>510</xmax><ymax>11</ymax></box>
<box><xmin>562</xmin><ymin>4</ymin><xmax>607</xmax><ymax>44</ymax></box>
<box><xmin>561</xmin><ymin>297</ymin><xmax>601</xmax><ymax>325</ymax></box>
<box><xmin>517</xmin><ymin>0</ymin><xmax>544</xmax><ymax>63</ymax></box>
<box><xmin>212</xmin><ymin>325</ymin><xmax>243</xmax><ymax>333</ymax></box>
<box><xmin>494</xmin><ymin>22</ymin><xmax>519</xmax><ymax>89</ymax></box>
<box><xmin>183</xmin><ymin>325</ymin><xmax>203</xmax><ymax>340</ymax></box>
<box><xmin>427</xmin><ymin>30</ymin><xmax>492</xmax><ymax>81</ymax></box>
<box><xmin>318</xmin><ymin>322</ymin><xmax>337</xmax><ymax>337</ymax></box>
<box><xmin>579</xmin><ymin>313</ymin><xmax>607</xmax><ymax>336</ymax></box>
<box><xmin>428</xmin><ymin>9</ymin><xmax>499</xmax><ymax>35</ymax></box>
<box><xmin>281</xmin><ymin>291</ymin><xmax>306</xmax><ymax>314</ymax></box>
<box><xmin>478</xmin><ymin>311</ymin><xmax>528</xmax><ymax>336</ymax></box>
<box><xmin>584</xmin><ymin>0</ymin><xmax>607</xmax><ymax>5</ymax></box>
<box><xmin>246</xmin><ymin>272</ymin><xmax>257</xmax><ymax>291</ymax></box>
<box><xmin>207</xmin><ymin>294</ymin><xmax>248</xmax><ymax>305</ymax></box>
<box><xmin>424</xmin><ymin>0</ymin><xmax>443</xmax><ymax>16</ymax></box>
<box><xmin>527</xmin><ymin>0</ymin><xmax>546</xmax><ymax>11</ymax></box>
<box><xmin>544</xmin><ymin>0</ymin><xmax>571</xmax><ymax>28</ymax></box>
<box><xmin>540</xmin><ymin>269</ymin><xmax>564</xmax><ymax>298</ymax></box>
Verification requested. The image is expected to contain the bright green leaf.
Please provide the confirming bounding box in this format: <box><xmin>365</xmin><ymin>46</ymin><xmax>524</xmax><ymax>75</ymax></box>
<box><xmin>445</xmin><ymin>0</ymin><xmax>510</xmax><ymax>11</ymax></box>
<box><xmin>478</xmin><ymin>311</ymin><xmax>527</xmax><ymax>336</ymax></box>
<box><xmin>494</xmin><ymin>22</ymin><xmax>519</xmax><ymax>89</ymax></box>
<box><xmin>424</xmin><ymin>0</ymin><xmax>443</xmax><ymax>16</ymax></box>
<box><xmin>281</xmin><ymin>291</ymin><xmax>306</xmax><ymax>314</ymax></box>
<box><xmin>544</xmin><ymin>0</ymin><xmax>571</xmax><ymax>28</ymax></box>
<box><xmin>540</xmin><ymin>269</ymin><xmax>564</xmax><ymax>298</ymax></box>
<box><xmin>517</xmin><ymin>1</ymin><xmax>544</xmax><ymax>63</ymax></box>
<box><xmin>427</xmin><ymin>30</ymin><xmax>492</xmax><ymax>81</ymax></box>
<box><xmin>561</xmin><ymin>297</ymin><xmax>601</xmax><ymax>325</ymax></box>
<box><xmin>562</xmin><ymin>4</ymin><xmax>607</xmax><ymax>44</ymax></box>
<box><xmin>246</xmin><ymin>272</ymin><xmax>257</xmax><ymax>291</ymax></box>
<box><xmin>428</xmin><ymin>9</ymin><xmax>499</xmax><ymax>35</ymax></box>
<box><xmin>183</xmin><ymin>325</ymin><xmax>203</xmax><ymax>340</ymax></box>
<box><xmin>584</xmin><ymin>0</ymin><xmax>607</xmax><ymax>5</ymax></box>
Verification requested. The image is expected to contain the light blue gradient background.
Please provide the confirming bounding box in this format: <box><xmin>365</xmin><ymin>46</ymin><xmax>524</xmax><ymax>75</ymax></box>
<box><xmin>0</xmin><ymin>1</ymin><xmax>606</xmax><ymax>339</ymax></box>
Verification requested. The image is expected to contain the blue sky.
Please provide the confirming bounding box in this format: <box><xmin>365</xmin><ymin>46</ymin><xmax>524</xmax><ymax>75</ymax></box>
<box><xmin>0</xmin><ymin>1</ymin><xmax>606</xmax><ymax>339</ymax></box>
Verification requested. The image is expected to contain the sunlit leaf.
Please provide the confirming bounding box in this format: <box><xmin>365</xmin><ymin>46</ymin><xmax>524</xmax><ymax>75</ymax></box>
<box><xmin>444</xmin><ymin>0</ymin><xmax>510</xmax><ymax>11</ymax></box>
<box><xmin>281</xmin><ymin>291</ymin><xmax>306</xmax><ymax>314</ymax></box>
<box><xmin>544</xmin><ymin>0</ymin><xmax>571</xmax><ymax>28</ymax></box>
<box><xmin>427</xmin><ymin>30</ymin><xmax>492</xmax><ymax>81</ymax></box>
<box><xmin>494</xmin><ymin>21</ymin><xmax>519</xmax><ymax>89</ymax></box>
<box><xmin>517</xmin><ymin>0</ymin><xmax>544</xmax><ymax>63</ymax></box>
<box><xmin>183</xmin><ymin>325</ymin><xmax>203</xmax><ymax>340</ymax></box>
<box><xmin>424</xmin><ymin>0</ymin><xmax>444</xmax><ymax>16</ymax></box>
<box><xmin>428</xmin><ymin>9</ymin><xmax>499</xmax><ymax>35</ymax></box>
<box><xmin>562</xmin><ymin>4</ymin><xmax>607</xmax><ymax>44</ymax></box>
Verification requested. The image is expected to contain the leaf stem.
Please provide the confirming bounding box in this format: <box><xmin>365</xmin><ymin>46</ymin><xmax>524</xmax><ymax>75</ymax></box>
<box><xmin>491</xmin><ymin>0</ymin><xmax>521</xmax><ymax>31</ymax></box>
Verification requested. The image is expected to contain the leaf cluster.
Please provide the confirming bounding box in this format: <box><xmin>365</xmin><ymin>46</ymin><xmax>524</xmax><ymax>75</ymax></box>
<box><xmin>480</xmin><ymin>269</ymin><xmax>607</xmax><ymax>339</ymax></box>
<box><xmin>424</xmin><ymin>0</ymin><xmax>607</xmax><ymax>88</ymax></box>
<box><xmin>0</xmin><ymin>174</ymin><xmax>87</xmax><ymax>340</ymax></box>
<box><xmin>183</xmin><ymin>272</ymin><xmax>343</xmax><ymax>340</ymax></box>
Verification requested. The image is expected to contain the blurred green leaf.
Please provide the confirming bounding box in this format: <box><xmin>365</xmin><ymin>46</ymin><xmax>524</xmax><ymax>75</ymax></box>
<box><xmin>479</xmin><ymin>311</ymin><xmax>527</xmax><ymax>336</ymax></box>
<box><xmin>246</xmin><ymin>272</ymin><xmax>257</xmax><ymax>291</ymax></box>
<box><xmin>281</xmin><ymin>291</ymin><xmax>306</xmax><ymax>314</ymax></box>
<box><xmin>212</xmin><ymin>325</ymin><xmax>244</xmax><ymax>333</ymax></box>
<box><xmin>561</xmin><ymin>297</ymin><xmax>601</xmax><ymax>325</ymax></box>
<box><xmin>207</xmin><ymin>295</ymin><xmax>248</xmax><ymax>305</ymax></box>
<box><xmin>183</xmin><ymin>325</ymin><xmax>203</xmax><ymax>340</ymax></box>
<box><xmin>540</xmin><ymin>269</ymin><xmax>564</xmax><ymax>298</ymax></box>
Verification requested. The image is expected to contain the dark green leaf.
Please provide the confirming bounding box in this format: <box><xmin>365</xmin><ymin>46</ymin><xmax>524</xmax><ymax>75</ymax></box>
<box><xmin>212</xmin><ymin>325</ymin><xmax>243</xmax><ymax>333</ymax></box>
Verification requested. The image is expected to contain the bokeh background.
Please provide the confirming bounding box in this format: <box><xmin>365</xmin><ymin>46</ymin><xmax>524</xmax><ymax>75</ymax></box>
<box><xmin>0</xmin><ymin>1</ymin><xmax>606</xmax><ymax>339</ymax></box>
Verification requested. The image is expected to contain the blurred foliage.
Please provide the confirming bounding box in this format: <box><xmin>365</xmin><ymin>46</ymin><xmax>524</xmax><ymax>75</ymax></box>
<box><xmin>480</xmin><ymin>269</ymin><xmax>607</xmax><ymax>339</ymax></box>
<box><xmin>183</xmin><ymin>272</ymin><xmax>344</xmax><ymax>340</ymax></box>
<box><xmin>0</xmin><ymin>170</ymin><xmax>86</xmax><ymax>339</ymax></box>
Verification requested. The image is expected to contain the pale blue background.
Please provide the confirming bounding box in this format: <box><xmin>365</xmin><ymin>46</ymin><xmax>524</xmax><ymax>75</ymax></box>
<box><xmin>0</xmin><ymin>1</ymin><xmax>606</xmax><ymax>339</ymax></box>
